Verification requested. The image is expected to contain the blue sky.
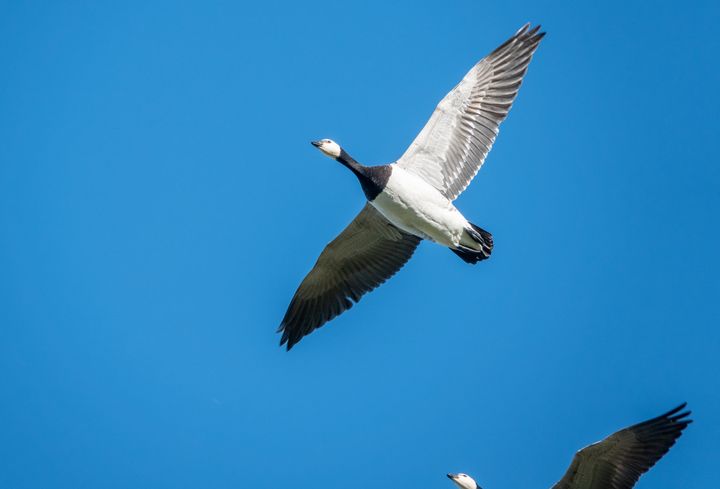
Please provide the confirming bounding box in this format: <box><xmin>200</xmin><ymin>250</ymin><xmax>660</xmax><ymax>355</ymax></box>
<box><xmin>1</xmin><ymin>1</ymin><xmax>718</xmax><ymax>488</ymax></box>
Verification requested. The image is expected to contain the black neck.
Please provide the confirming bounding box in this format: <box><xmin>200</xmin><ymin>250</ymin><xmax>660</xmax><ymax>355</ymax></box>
<box><xmin>335</xmin><ymin>149</ymin><xmax>391</xmax><ymax>201</ymax></box>
<box><xmin>337</xmin><ymin>149</ymin><xmax>365</xmax><ymax>177</ymax></box>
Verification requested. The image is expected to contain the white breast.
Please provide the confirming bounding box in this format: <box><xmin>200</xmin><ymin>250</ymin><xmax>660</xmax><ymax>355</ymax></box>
<box><xmin>370</xmin><ymin>166</ymin><xmax>469</xmax><ymax>247</ymax></box>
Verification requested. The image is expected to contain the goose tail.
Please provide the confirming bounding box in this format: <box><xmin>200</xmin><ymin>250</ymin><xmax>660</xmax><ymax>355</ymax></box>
<box><xmin>450</xmin><ymin>223</ymin><xmax>493</xmax><ymax>264</ymax></box>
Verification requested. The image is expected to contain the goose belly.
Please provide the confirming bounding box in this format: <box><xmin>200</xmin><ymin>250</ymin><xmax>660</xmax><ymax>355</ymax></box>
<box><xmin>370</xmin><ymin>166</ymin><xmax>468</xmax><ymax>247</ymax></box>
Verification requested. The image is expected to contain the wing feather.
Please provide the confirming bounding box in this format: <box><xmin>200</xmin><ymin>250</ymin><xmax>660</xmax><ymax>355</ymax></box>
<box><xmin>278</xmin><ymin>204</ymin><xmax>421</xmax><ymax>350</ymax></box>
<box><xmin>550</xmin><ymin>404</ymin><xmax>692</xmax><ymax>489</ymax></box>
<box><xmin>397</xmin><ymin>23</ymin><xmax>545</xmax><ymax>200</ymax></box>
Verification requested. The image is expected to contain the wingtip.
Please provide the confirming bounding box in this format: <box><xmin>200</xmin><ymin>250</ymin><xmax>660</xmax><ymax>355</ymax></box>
<box><xmin>665</xmin><ymin>402</ymin><xmax>690</xmax><ymax>418</ymax></box>
<box><xmin>277</xmin><ymin>323</ymin><xmax>291</xmax><ymax>349</ymax></box>
<box><xmin>502</xmin><ymin>23</ymin><xmax>546</xmax><ymax>53</ymax></box>
<box><xmin>278</xmin><ymin>327</ymin><xmax>301</xmax><ymax>351</ymax></box>
<box><xmin>516</xmin><ymin>22</ymin><xmax>531</xmax><ymax>35</ymax></box>
<box><xmin>517</xmin><ymin>22</ymin><xmax>544</xmax><ymax>36</ymax></box>
<box><xmin>658</xmin><ymin>402</ymin><xmax>693</xmax><ymax>427</ymax></box>
<box><xmin>526</xmin><ymin>24</ymin><xmax>546</xmax><ymax>43</ymax></box>
<box><xmin>490</xmin><ymin>22</ymin><xmax>545</xmax><ymax>57</ymax></box>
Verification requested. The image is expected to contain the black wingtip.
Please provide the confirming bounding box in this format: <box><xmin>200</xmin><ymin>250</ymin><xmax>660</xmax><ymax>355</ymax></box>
<box><xmin>525</xmin><ymin>24</ymin><xmax>546</xmax><ymax>43</ymax></box>
<box><xmin>277</xmin><ymin>327</ymin><xmax>297</xmax><ymax>351</ymax></box>
<box><xmin>490</xmin><ymin>23</ymin><xmax>546</xmax><ymax>58</ymax></box>
<box><xmin>662</xmin><ymin>402</ymin><xmax>691</xmax><ymax>419</ymax></box>
<box><xmin>644</xmin><ymin>402</ymin><xmax>693</xmax><ymax>431</ymax></box>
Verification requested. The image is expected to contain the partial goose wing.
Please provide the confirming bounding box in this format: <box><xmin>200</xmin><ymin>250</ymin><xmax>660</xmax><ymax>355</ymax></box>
<box><xmin>550</xmin><ymin>404</ymin><xmax>692</xmax><ymax>489</ymax></box>
<box><xmin>396</xmin><ymin>23</ymin><xmax>544</xmax><ymax>201</ymax></box>
<box><xmin>278</xmin><ymin>203</ymin><xmax>421</xmax><ymax>350</ymax></box>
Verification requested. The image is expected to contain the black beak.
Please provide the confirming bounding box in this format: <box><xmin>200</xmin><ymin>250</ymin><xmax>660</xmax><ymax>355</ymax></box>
<box><xmin>311</xmin><ymin>140</ymin><xmax>321</xmax><ymax>147</ymax></box>
<box><xmin>447</xmin><ymin>474</ymin><xmax>457</xmax><ymax>480</ymax></box>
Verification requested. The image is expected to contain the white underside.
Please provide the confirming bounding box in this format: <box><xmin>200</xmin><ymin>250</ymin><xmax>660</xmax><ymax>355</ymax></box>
<box><xmin>370</xmin><ymin>165</ymin><xmax>477</xmax><ymax>249</ymax></box>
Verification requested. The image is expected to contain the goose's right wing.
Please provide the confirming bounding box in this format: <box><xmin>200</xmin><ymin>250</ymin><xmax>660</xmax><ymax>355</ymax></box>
<box><xmin>397</xmin><ymin>24</ymin><xmax>544</xmax><ymax>201</ymax></box>
<box><xmin>278</xmin><ymin>203</ymin><xmax>421</xmax><ymax>350</ymax></box>
<box><xmin>550</xmin><ymin>404</ymin><xmax>692</xmax><ymax>489</ymax></box>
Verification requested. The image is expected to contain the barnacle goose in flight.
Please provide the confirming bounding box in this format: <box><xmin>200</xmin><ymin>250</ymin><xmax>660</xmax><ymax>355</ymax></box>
<box><xmin>279</xmin><ymin>24</ymin><xmax>545</xmax><ymax>349</ymax></box>
<box><xmin>447</xmin><ymin>404</ymin><xmax>691</xmax><ymax>489</ymax></box>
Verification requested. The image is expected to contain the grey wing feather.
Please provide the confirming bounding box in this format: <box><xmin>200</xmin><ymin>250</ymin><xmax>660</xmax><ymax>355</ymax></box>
<box><xmin>551</xmin><ymin>404</ymin><xmax>692</xmax><ymax>489</ymax></box>
<box><xmin>397</xmin><ymin>23</ymin><xmax>545</xmax><ymax>200</ymax></box>
<box><xmin>278</xmin><ymin>203</ymin><xmax>421</xmax><ymax>350</ymax></box>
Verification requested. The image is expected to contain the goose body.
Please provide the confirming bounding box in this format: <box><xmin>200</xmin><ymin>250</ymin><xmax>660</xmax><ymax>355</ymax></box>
<box><xmin>448</xmin><ymin>404</ymin><xmax>692</xmax><ymax>489</ymax></box>
<box><xmin>278</xmin><ymin>24</ymin><xmax>545</xmax><ymax>349</ymax></box>
<box><xmin>371</xmin><ymin>165</ymin><xmax>471</xmax><ymax>248</ymax></box>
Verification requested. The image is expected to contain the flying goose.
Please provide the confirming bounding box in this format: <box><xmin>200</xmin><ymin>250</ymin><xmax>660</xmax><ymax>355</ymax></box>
<box><xmin>447</xmin><ymin>403</ymin><xmax>692</xmax><ymax>489</ymax></box>
<box><xmin>279</xmin><ymin>24</ymin><xmax>545</xmax><ymax>349</ymax></box>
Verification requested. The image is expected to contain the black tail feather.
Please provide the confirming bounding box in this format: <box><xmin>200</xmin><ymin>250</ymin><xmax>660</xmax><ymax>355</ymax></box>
<box><xmin>467</xmin><ymin>223</ymin><xmax>493</xmax><ymax>251</ymax></box>
<box><xmin>450</xmin><ymin>223</ymin><xmax>493</xmax><ymax>265</ymax></box>
<box><xmin>451</xmin><ymin>246</ymin><xmax>489</xmax><ymax>264</ymax></box>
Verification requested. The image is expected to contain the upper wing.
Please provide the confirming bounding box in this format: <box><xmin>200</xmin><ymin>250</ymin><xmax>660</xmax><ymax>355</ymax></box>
<box><xmin>278</xmin><ymin>203</ymin><xmax>421</xmax><ymax>350</ymax></box>
<box><xmin>396</xmin><ymin>23</ymin><xmax>545</xmax><ymax>201</ymax></box>
<box><xmin>551</xmin><ymin>404</ymin><xmax>692</xmax><ymax>489</ymax></box>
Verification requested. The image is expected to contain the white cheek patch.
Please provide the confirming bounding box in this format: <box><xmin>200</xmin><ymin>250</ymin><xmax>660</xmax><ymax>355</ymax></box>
<box><xmin>320</xmin><ymin>140</ymin><xmax>341</xmax><ymax>158</ymax></box>
<box><xmin>451</xmin><ymin>475</ymin><xmax>477</xmax><ymax>489</ymax></box>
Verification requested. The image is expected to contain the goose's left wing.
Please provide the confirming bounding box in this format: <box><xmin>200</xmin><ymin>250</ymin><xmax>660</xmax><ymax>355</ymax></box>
<box><xmin>550</xmin><ymin>404</ymin><xmax>692</xmax><ymax>489</ymax></box>
<box><xmin>278</xmin><ymin>203</ymin><xmax>421</xmax><ymax>350</ymax></box>
<box><xmin>397</xmin><ymin>23</ymin><xmax>544</xmax><ymax>201</ymax></box>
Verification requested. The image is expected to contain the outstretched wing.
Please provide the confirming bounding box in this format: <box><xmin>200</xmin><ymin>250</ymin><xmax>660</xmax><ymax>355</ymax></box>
<box><xmin>397</xmin><ymin>23</ymin><xmax>544</xmax><ymax>201</ymax></box>
<box><xmin>551</xmin><ymin>404</ymin><xmax>692</xmax><ymax>489</ymax></box>
<box><xmin>278</xmin><ymin>203</ymin><xmax>421</xmax><ymax>350</ymax></box>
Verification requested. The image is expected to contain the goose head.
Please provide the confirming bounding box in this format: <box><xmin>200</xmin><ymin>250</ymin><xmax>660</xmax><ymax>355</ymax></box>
<box><xmin>447</xmin><ymin>473</ymin><xmax>481</xmax><ymax>489</ymax></box>
<box><xmin>311</xmin><ymin>139</ymin><xmax>342</xmax><ymax>159</ymax></box>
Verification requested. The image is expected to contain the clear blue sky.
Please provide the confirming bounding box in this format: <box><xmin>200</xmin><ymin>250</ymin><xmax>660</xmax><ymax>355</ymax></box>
<box><xmin>1</xmin><ymin>1</ymin><xmax>718</xmax><ymax>488</ymax></box>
